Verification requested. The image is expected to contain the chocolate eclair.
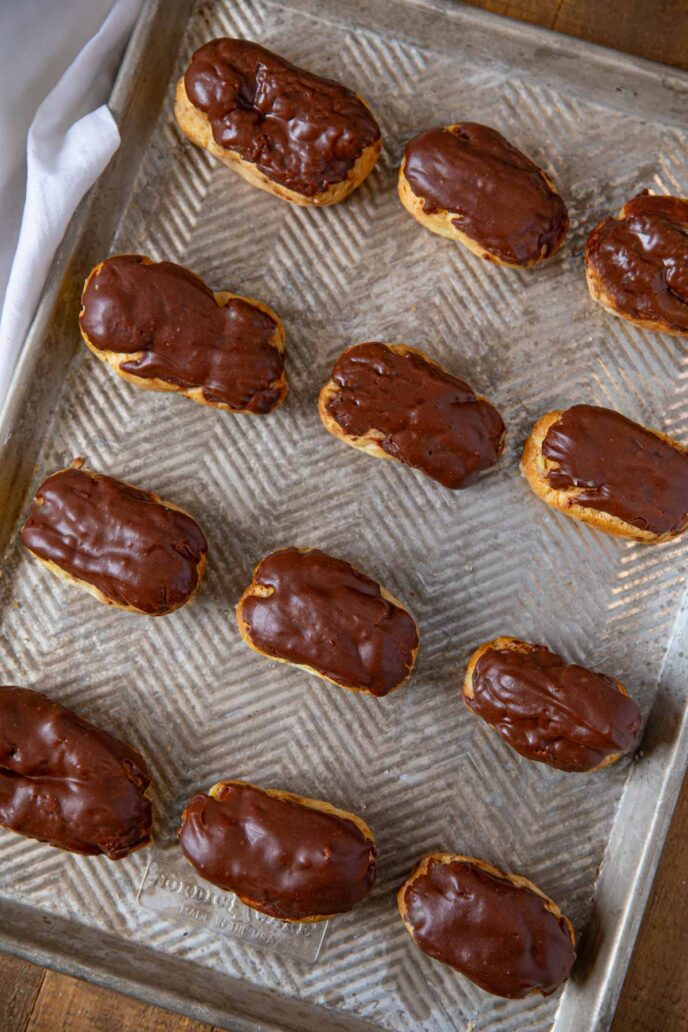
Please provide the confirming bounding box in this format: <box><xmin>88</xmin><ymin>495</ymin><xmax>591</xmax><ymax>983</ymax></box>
<box><xmin>21</xmin><ymin>466</ymin><xmax>207</xmax><ymax>614</ymax></box>
<box><xmin>463</xmin><ymin>637</ymin><xmax>642</xmax><ymax>772</ymax></box>
<box><xmin>399</xmin><ymin>123</ymin><xmax>568</xmax><ymax>267</ymax></box>
<box><xmin>179</xmin><ymin>780</ymin><xmax>376</xmax><ymax>921</ymax></box>
<box><xmin>398</xmin><ymin>853</ymin><xmax>576</xmax><ymax>998</ymax></box>
<box><xmin>236</xmin><ymin>546</ymin><xmax>419</xmax><ymax>696</ymax></box>
<box><xmin>175</xmin><ymin>38</ymin><xmax>381</xmax><ymax>206</ymax></box>
<box><xmin>80</xmin><ymin>255</ymin><xmax>286</xmax><ymax>413</ymax></box>
<box><xmin>585</xmin><ymin>192</ymin><xmax>688</xmax><ymax>337</ymax></box>
<box><xmin>319</xmin><ymin>342</ymin><xmax>505</xmax><ymax>489</ymax></box>
<box><xmin>0</xmin><ymin>686</ymin><xmax>152</xmax><ymax>858</ymax></box>
<box><xmin>521</xmin><ymin>404</ymin><xmax>688</xmax><ymax>542</ymax></box>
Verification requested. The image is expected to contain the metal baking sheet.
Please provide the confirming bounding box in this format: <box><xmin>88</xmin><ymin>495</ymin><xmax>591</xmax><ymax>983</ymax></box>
<box><xmin>1</xmin><ymin>1</ymin><xmax>688</xmax><ymax>1030</ymax></box>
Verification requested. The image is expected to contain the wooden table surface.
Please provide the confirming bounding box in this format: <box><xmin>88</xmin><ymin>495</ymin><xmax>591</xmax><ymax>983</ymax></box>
<box><xmin>3</xmin><ymin>1</ymin><xmax>687</xmax><ymax>1030</ymax></box>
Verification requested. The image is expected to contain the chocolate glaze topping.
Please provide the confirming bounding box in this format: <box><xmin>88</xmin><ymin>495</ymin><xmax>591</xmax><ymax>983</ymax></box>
<box><xmin>326</xmin><ymin>343</ymin><xmax>505</xmax><ymax>489</ymax></box>
<box><xmin>240</xmin><ymin>547</ymin><xmax>418</xmax><ymax>695</ymax></box>
<box><xmin>184</xmin><ymin>39</ymin><xmax>380</xmax><ymax>197</ymax></box>
<box><xmin>586</xmin><ymin>192</ymin><xmax>688</xmax><ymax>332</ymax></box>
<box><xmin>179</xmin><ymin>782</ymin><xmax>375</xmax><ymax>919</ymax></box>
<box><xmin>403</xmin><ymin>124</ymin><xmax>568</xmax><ymax>265</ymax></box>
<box><xmin>542</xmin><ymin>405</ymin><xmax>688</xmax><ymax>536</ymax></box>
<box><xmin>80</xmin><ymin>255</ymin><xmax>284</xmax><ymax>413</ymax></box>
<box><xmin>468</xmin><ymin>643</ymin><xmax>641</xmax><ymax>772</ymax></box>
<box><xmin>403</xmin><ymin>857</ymin><xmax>575</xmax><ymax>998</ymax></box>
<box><xmin>21</xmin><ymin>468</ymin><xmax>207</xmax><ymax>614</ymax></box>
<box><xmin>0</xmin><ymin>686</ymin><xmax>151</xmax><ymax>858</ymax></box>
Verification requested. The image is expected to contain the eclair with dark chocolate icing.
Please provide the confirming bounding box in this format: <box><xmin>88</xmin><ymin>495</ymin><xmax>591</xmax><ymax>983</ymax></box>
<box><xmin>79</xmin><ymin>255</ymin><xmax>286</xmax><ymax>413</ymax></box>
<box><xmin>175</xmin><ymin>38</ymin><xmax>381</xmax><ymax>206</ymax></box>
<box><xmin>236</xmin><ymin>546</ymin><xmax>419</xmax><ymax>696</ymax></box>
<box><xmin>179</xmin><ymin>780</ymin><xmax>376</xmax><ymax>921</ymax></box>
<box><xmin>463</xmin><ymin>637</ymin><xmax>641</xmax><ymax>772</ymax></box>
<box><xmin>0</xmin><ymin>686</ymin><xmax>152</xmax><ymax>858</ymax></box>
<box><xmin>398</xmin><ymin>854</ymin><xmax>576</xmax><ymax>998</ymax></box>
<box><xmin>398</xmin><ymin>123</ymin><xmax>568</xmax><ymax>267</ymax></box>
<box><xmin>521</xmin><ymin>404</ymin><xmax>688</xmax><ymax>542</ymax></box>
<box><xmin>21</xmin><ymin>466</ymin><xmax>208</xmax><ymax>614</ymax></box>
<box><xmin>585</xmin><ymin>192</ymin><xmax>688</xmax><ymax>337</ymax></box>
<box><xmin>318</xmin><ymin>342</ymin><xmax>505</xmax><ymax>489</ymax></box>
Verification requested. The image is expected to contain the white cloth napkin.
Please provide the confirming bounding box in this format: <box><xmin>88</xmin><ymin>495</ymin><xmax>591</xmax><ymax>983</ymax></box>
<box><xmin>0</xmin><ymin>0</ymin><xmax>142</xmax><ymax>412</ymax></box>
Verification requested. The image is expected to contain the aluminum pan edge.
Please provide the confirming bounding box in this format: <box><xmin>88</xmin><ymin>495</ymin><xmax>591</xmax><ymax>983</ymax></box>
<box><xmin>0</xmin><ymin>897</ymin><xmax>381</xmax><ymax>1032</ymax></box>
<box><xmin>279</xmin><ymin>0</ymin><xmax>688</xmax><ymax>127</ymax></box>
<box><xmin>554</xmin><ymin>594</ymin><xmax>688</xmax><ymax>1031</ymax></box>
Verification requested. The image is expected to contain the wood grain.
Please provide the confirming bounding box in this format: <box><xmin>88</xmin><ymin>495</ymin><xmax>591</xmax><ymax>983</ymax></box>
<box><xmin>464</xmin><ymin>0</ymin><xmax>688</xmax><ymax>69</ymax></box>
<box><xmin>463</xmin><ymin>0</ymin><xmax>561</xmax><ymax>27</ymax></box>
<box><xmin>0</xmin><ymin>954</ymin><xmax>44</xmax><ymax>1032</ymax></box>
<box><xmin>24</xmin><ymin>971</ymin><xmax>211</xmax><ymax>1032</ymax></box>
<box><xmin>554</xmin><ymin>0</ymin><xmax>688</xmax><ymax>69</ymax></box>
<box><xmin>612</xmin><ymin>770</ymin><xmax>688</xmax><ymax>1030</ymax></box>
<box><xmin>3</xmin><ymin>1</ymin><xmax>688</xmax><ymax>1029</ymax></box>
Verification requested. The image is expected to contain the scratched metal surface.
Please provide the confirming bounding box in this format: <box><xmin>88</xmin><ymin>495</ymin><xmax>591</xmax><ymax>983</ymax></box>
<box><xmin>1</xmin><ymin>1</ymin><xmax>688</xmax><ymax>1030</ymax></box>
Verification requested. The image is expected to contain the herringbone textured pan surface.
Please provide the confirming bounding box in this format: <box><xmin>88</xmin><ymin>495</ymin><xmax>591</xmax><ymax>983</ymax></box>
<box><xmin>1</xmin><ymin>1</ymin><xmax>687</xmax><ymax>1029</ymax></box>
